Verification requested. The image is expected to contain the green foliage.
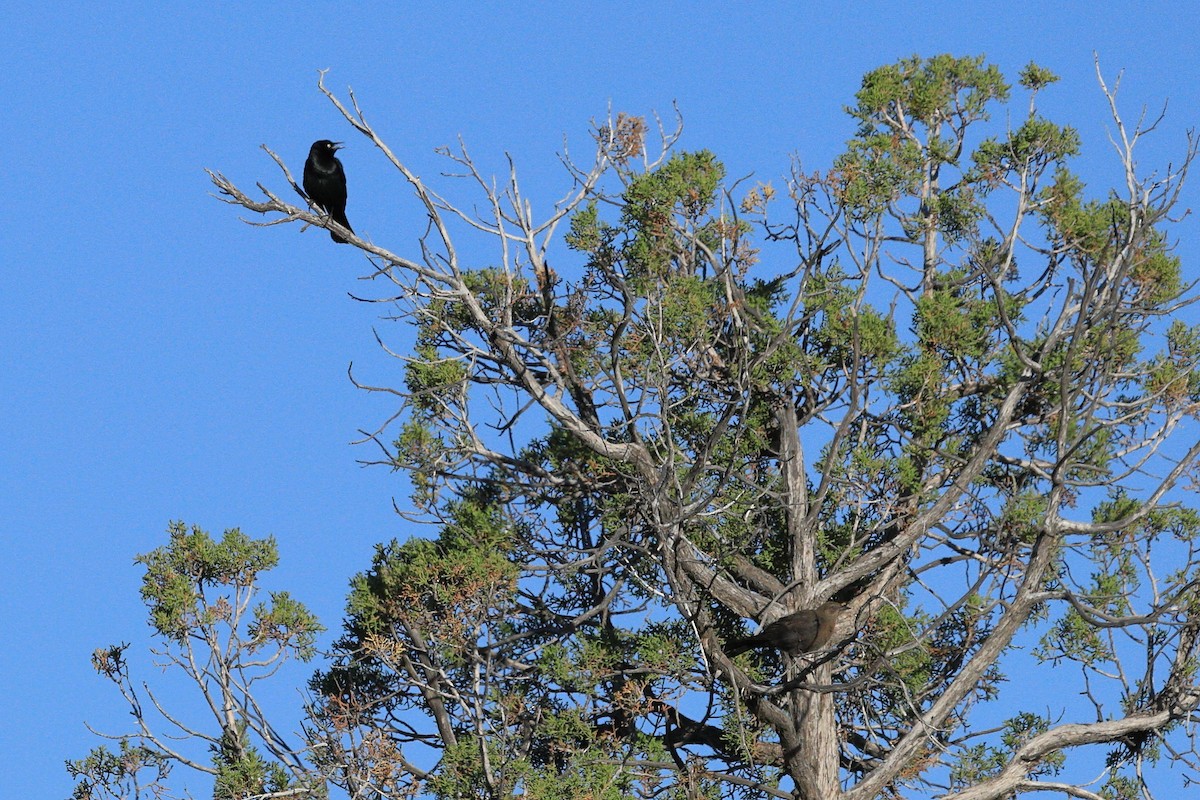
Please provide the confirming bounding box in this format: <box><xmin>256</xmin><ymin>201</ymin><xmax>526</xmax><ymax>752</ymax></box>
<box><xmin>831</xmin><ymin>134</ymin><xmax>923</xmax><ymax>220</ymax></box>
<box><xmin>1102</xmin><ymin>772</ymin><xmax>1146</xmax><ymax>800</ymax></box>
<box><xmin>972</xmin><ymin>116</ymin><xmax>1079</xmax><ymax>192</ymax></box>
<box><xmin>137</xmin><ymin>522</ymin><xmax>279</xmax><ymax>642</ymax></box>
<box><xmin>915</xmin><ymin>276</ymin><xmax>988</xmax><ymax>359</ymax></box>
<box><xmin>248</xmin><ymin>590</ymin><xmax>322</xmax><ymax>660</ymax></box>
<box><xmin>520</xmin><ymin>759</ymin><xmax>630</xmax><ymax>800</ymax></box>
<box><xmin>889</xmin><ymin>352</ymin><xmax>951</xmax><ymax>442</ymax></box>
<box><xmin>1129</xmin><ymin>230</ymin><xmax>1185</xmax><ymax>306</ymax></box>
<box><xmin>655</xmin><ymin>273</ymin><xmax>719</xmax><ymax>347</ymax></box>
<box><xmin>869</xmin><ymin>602</ymin><xmax>935</xmax><ymax>697</ymax></box>
<box><xmin>996</xmin><ymin>490</ymin><xmax>1047</xmax><ymax>544</ymax></box>
<box><xmin>136</xmin><ymin>522</ymin><xmax>321</xmax><ymax>655</ymax></box>
<box><xmin>211</xmin><ymin>723</ymin><xmax>291</xmax><ymax>800</ymax></box>
<box><xmin>814</xmin><ymin>298</ymin><xmax>899</xmax><ymax>367</ymax></box>
<box><xmin>1158</xmin><ymin>320</ymin><xmax>1200</xmax><ymax>395</ymax></box>
<box><xmin>621</xmin><ymin>150</ymin><xmax>724</xmax><ymax>280</ymax></box>
<box><xmin>344</xmin><ymin>497</ymin><xmax>519</xmax><ymax>642</ymax></box>
<box><xmin>73</xmin><ymin>522</ymin><xmax>323</xmax><ymax>800</ymax></box>
<box><xmin>405</xmin><ymin>342</ymin><xmax>469</xmax><ymax>414</ymax></box>
<box><xmin>1037</xmin><ymin>604</ymin><xmax>1115</xmax><ymax>665</ymax></box>
<box><xmin>66</xmin><ymin>741</ymin><xmax>169</xmax><ymax>800</ymax></box>
<box><xmin>425</xmin><ymin>737</ymin><xmax>503</xmax><ymax>798</ymax></box>
<box><xmin>1002</xmin><ymin>712</ymin><xmax>1063</xmax><ymax>773</ymax></box>
<box><xmin>850</xmin><ymin>54</ymin><xmax>1009</xmax><ymax>132</ymax></box>
<box><xmin>834</xmin><ymin>54</ymin><xmax>1011</xmax><ymax>225</ymax></box>
<box><xmin>624</xmin><ymin>150</ymin><xmax>723</xmax><ymax>227</ymax></box>
<box><xmin>951</xmin><ymin>740</ymin><xmax>1006</xmax><ymax>787</ymax></box>
<box><xmin>951</xmin><ymin>713</ymin><xmax>1062</xmax><ymax>788</ymax></box>
<box><xmin>1018</xmin><ymin>61</ymin><xmax>1061</xmax><ymax>91</ymax></box>
<box><xmin>1037</xmin><ymin>168</ymin><xmax>1160</xmax><ymax>268</ymax></box>
<box><xmin>565</xmin><ymin>200</ymin><xmax>611</xmax><ymax>254</ymax></box>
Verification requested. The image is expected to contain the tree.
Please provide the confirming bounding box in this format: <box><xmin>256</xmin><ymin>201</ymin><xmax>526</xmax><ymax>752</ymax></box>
<box><xmin>68</xmin><ymin>522</ymin><xmax>323</xmax><ymax>800</ymax></box>
<box><xmin>80</xmin><ymin>54</ymin><xmax>1200</xmax><ymax>800</ymax></box>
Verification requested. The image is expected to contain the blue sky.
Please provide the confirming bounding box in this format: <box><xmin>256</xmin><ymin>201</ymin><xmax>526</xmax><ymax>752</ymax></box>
<box><xmin>4</xmin><ymin>3</ymin><xmax>1198</xmax><ymax>798</ymax></box>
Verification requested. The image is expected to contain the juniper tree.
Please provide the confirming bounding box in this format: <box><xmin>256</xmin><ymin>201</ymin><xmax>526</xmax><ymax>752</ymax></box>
<box><xmin>85</xmin><ymin>54</ymin><xmax>1200</xmax><ymax>800</ymax></box>
<box><xmin>68</xmin><ymin>523</ymin><xmax>323</xmax><ymax>800</ymax></box>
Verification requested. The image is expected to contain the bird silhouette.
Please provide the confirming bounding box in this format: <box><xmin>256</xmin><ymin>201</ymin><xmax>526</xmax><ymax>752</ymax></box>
<box><xmin>303</xmin><ymin>140</ymin><xmax>352</xmax><ymax>243</ymax></box>
<box><xmin>724</xmin><ymin>600</ymin><xmax>846</xmax><ymax>657</ymax></box>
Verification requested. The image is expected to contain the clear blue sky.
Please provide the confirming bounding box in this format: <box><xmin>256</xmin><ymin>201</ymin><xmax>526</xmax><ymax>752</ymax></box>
<box><xmin>4</xmin><ymin>3</ymin><xmax>1197</xmax><ymax>798</ymax></box>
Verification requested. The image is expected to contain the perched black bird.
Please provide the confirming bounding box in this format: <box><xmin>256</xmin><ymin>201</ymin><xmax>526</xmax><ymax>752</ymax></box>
<box><xmin>724</xmin><ymin>600</ymin><xmax>846</xmax><ymax>657</ymax></box>
<box><xmin>303</xmin><ymin>140</ymin><xmax>352</xmax><ymax>243</ymax></box>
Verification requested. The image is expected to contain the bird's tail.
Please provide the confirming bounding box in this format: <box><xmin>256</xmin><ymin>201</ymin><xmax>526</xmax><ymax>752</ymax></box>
<box><xmin>330</xmin><ymin>212</ymin><xmax>353</xmax><ymax>244</ymax></box>
<box><xmin>723</xmin><ymin>636</ymin><xmax>760</xmax><ymax>657</ymax></box>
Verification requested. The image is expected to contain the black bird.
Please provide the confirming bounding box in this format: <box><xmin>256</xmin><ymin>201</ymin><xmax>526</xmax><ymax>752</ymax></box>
<box><xmin>303</xmin><ymin>140</ymin><xmax>352</xmax><ymax>243</ymax></box>
<box><xmin>724</xmin><ymin>601</ymin><xmax>847</xmax><ymax>657</ymax></box>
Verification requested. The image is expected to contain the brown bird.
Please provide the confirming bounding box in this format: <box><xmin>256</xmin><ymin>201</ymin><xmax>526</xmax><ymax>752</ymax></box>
<box><xmin>724</xmin><ymin>600</ymin><xmax>847</xmax><ymax>657</ymax></box>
